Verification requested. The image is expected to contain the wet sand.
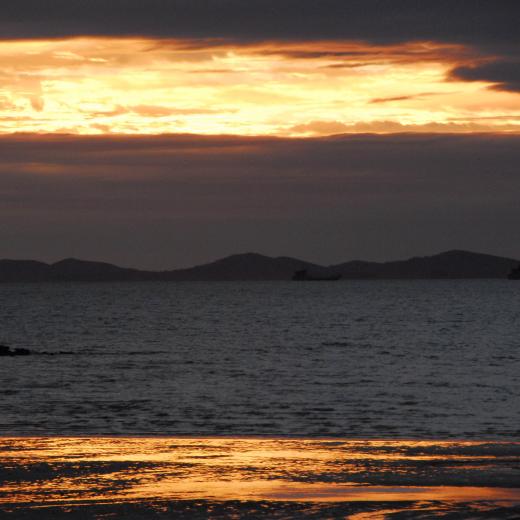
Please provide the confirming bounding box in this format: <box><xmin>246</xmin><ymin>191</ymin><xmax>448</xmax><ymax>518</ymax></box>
<box><xmin>1</xmin><ymin>437</ymin><xmax>520</xmax><ymax>518</ymax></box>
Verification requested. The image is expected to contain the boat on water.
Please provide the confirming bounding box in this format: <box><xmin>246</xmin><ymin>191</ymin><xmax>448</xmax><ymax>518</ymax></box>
<box><xmin>508</xmin><ymin>264</ymin><xmax>520</xmax><ymax>279</ymax></box>
<box><xmin>292</xmin><ymin>269</ymin><xmax>341</xmax><ymax>281</ymax></box>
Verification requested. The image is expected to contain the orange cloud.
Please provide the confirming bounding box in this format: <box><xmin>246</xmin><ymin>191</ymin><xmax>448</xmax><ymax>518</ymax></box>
<box><xmin>288</xmin><ymin>120</ymin><xmax>520</xmax><ymax>136</ymax></box>
<box><xmin>0</xmin><ymin>37</ymin><xmax>518</xmax><ymax>136</ymax></box>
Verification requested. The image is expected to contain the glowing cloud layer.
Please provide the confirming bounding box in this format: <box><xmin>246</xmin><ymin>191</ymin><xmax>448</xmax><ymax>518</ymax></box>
<box><xmin>0</xmin><ymin>37</ymin><xmax>519</xmax><ymax>136</ymax></box>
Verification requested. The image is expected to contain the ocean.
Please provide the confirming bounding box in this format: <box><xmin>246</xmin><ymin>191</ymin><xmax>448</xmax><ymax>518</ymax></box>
<box><xmin>1</xmin><ymin>280</ymin><xmax>519</xmax><ymax>438</ymax></box>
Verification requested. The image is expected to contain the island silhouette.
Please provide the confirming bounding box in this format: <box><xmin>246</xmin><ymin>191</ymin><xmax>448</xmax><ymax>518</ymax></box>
<box><xmin>0</xmin><ymin>250</ymin><xmax>518</xmax><ymax>282</ymax></box>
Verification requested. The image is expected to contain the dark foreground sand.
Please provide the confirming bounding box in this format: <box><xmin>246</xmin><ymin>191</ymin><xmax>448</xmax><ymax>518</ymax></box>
<box><xmin>1</xmin><ymin>437</ymin><xmax>520</xmax><ymax>518</ymax></box>
<box><xmin>5</xmin><ymin>500</ymin><xmax>520</xmax><ymax>519</ymax></box>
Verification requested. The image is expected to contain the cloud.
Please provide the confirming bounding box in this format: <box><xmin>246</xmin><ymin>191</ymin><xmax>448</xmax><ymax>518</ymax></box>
<box><xmin>0</xmin><ymin>97</ymin><xmax>18</xmax><ymax>111</ymax></box>
<box><xmin>257</xmin><ymin>42</ymin><xmax>471</xmax><ymax>64</ymax></box>
<box><xmin>368</xmin><ymin>92</ymin><xmax>443</xmax><ymax>104</ymax></box>
<box><xmin>0</xmin><ymin>2</ymin><xmax>517</xmax><ymax>118</ymax></box>
<box><xmin>451</xmin><ymin>59</ymin><xmax>520</xmax><ymax>92</ymax></box>
<box><xmin>129</xmin><ymin>105</ymin><xmax>225</xmax><ymax>117</ymax></box>
<box><xmin>287</xmin><ymin>120</ymin><xmax>520</xmax><ymax>136</ymax></box>
<box><xmin>0</xmin><ymin>0</ymin><xmax>517</xmax><ymax>53</ymax></box>
<box><xmin>0</xmin><ymin>132</ymin><xmax>519</xmax><ymax>268</ymax></box>
<box><xmin>5</xmin><ymin>37</ymin><xmax>511</xmax><ymax>136</ymax></box>
<box><xmin>370</xmin><ymin>95</ymin><xmax>417</xmax><ymax>104</ymax></box>
<box><xmin>29</xmin><ymin>96</ymin><xmax>44</xmax><ymax>111</ymax></box>
<box><xmin>81</xmin><ymin>104</ymin><xmax>228</xmax><ymax>119</ymax></box>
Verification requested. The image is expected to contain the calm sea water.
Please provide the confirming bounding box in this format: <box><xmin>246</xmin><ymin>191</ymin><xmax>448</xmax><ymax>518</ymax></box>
<box><xmin>0</xmin><ymin>280</ymin><xmax>519</xmax><ymax>437</ymax></box>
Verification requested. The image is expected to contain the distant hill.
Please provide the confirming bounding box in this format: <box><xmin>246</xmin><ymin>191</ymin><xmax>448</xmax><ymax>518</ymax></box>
<box><xmin>160</xmin><ymin>253</ymin><xmax>322</xmax><ymax>281</ymax></box>
<box><xmin>0</xmin><ymin>250</ymin><xmax>518</xmax><ymax>282</ymax></box>
<box><xmin>331</xmin><ymin>250</ymin><xmax>520</xmax><ymax>279</ymax></box>
<box><xmin>0</xmin><ymin>258</ymin><xmax>149</xmax><ymax>282</ymax></box>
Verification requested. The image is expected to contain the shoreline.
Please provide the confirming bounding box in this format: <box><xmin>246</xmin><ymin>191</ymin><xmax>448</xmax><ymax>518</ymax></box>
<box><xmin>2</xmin><ymin>437</ymin><xmax>519</xmax><ymax>518</ymax></box>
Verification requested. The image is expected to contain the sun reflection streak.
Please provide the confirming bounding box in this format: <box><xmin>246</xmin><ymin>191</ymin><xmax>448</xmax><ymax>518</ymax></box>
<box><xmin>1</xmin><ymin>437</ymin><xmax>519</xmax><ymax>508</ymax></box>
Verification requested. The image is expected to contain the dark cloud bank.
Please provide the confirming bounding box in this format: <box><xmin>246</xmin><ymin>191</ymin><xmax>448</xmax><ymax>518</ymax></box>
<box><xmin>452</xmin><ymin>59</ymin><xmax>520</xmax><ymax>92</ymax></box>
<box><xmin>2</xmin><ymin>1</ymin><xmax>519</xmax><ymax>92</ymax></box>
<box><xmin>1</xmin><ymin>0</ymin><xmax>517</xmax><ymax>48</ymax></box>
<box><xmin>1</xmin><ymin>133</ymin><xmax>519</xmax><ymax>269</ymax></box>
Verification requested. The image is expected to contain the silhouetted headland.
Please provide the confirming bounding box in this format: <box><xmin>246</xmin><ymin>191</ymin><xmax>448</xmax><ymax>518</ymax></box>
<box><xmin>0</xmin><ymin>250</ymin><xmax>518</xmax><ymax>282</ymax></box>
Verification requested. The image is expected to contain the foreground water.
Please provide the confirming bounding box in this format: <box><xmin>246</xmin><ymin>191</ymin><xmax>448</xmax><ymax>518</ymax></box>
<box><xmin>0</xmin><ymin>280</ymin><xmax>519</xmax><ymax>437</ymax></box>
<box><xmin>1</xmin><ymin>437</ymin><xmax>520</xmax><ymax>518</ymax></box>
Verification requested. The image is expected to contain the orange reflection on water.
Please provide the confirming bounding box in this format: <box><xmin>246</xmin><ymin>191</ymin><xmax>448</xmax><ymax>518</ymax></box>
<box><xmin>0</xmin><ymin>437</ymin><xmax>519</xmax><ymax>507</ymax></box>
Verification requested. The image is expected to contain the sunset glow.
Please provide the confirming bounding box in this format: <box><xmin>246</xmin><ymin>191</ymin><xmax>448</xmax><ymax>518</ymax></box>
<box><xmin>1</xmin><ymin>3</ymin><xmax>520</xmax><ymax>519</ymax></box>
<box><xmin>1</xmin><ymin>37</ymin><xmax>519</xmax><ymax>136</ymax></box>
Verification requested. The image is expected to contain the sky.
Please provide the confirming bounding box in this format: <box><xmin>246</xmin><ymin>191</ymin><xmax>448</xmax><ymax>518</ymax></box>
<box><xmin>1</xmin><ymin>1</ymin><xmax>519</xmax><ymax>268</ymax></box>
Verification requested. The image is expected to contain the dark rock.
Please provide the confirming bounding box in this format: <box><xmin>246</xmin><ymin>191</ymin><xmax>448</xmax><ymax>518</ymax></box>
<box><xmin>0</xmin><ymin>345</ymin><xmax>32</xmax><ymax>356</ymax></box>
<box><xmin>13</xmin><ymin>348</ymin><xmax>31</xmax><ymax>356</ymax></box>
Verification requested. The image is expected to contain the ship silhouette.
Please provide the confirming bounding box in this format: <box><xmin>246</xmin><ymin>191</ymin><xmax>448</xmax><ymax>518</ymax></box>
<box><xmin>292</xmin><ymin>269</ymin><xmax>341</xmax><ymax>281</ymax></box>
